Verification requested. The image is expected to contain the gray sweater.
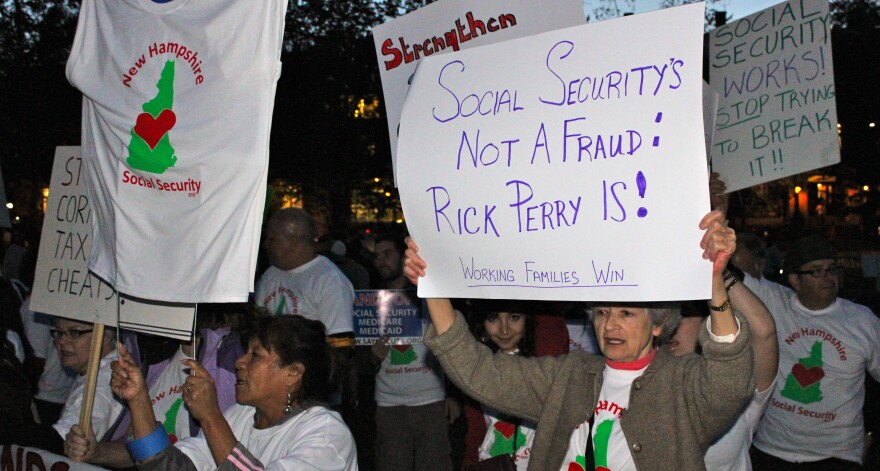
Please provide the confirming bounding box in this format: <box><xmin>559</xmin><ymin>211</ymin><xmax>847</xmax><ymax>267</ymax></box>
<box><xmin>424</xmin><ymin>312</ymin><xmax>755</xmax><ymax>470</ymax></box>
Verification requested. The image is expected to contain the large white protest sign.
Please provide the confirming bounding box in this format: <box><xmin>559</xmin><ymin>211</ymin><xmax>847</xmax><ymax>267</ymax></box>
<box><xmin>32</xmin><ymin>147</ymin><xmax>195</xmax><ymax>340</ymax></box>
<box><xmin>709</xmin><ymin>0</ymin><xmax>839</xmax><ymax>192</ymax></box>
<box><xmin>373</xmin><ymin>0</ymin><xmax>585</xmax><ymax>185</ymax></box>
<box><xmin>398</xmin><ymin>3</ymin><xmax>711</xmax><ymax>302</ymax></box>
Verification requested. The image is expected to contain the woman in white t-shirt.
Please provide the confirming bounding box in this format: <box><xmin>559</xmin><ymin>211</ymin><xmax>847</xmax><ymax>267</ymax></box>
<box><xmin>110</xmin><ymin>315</ymin><xmax>358</xmax><ymax>471</ymax></box>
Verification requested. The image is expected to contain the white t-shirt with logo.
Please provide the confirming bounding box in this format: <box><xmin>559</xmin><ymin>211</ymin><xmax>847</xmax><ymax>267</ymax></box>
<box><xmin>375</xmin><ymin>340</ymin><xmax>444</xmax><ymax>407</ymax></box>
<box><xmin>478</xmin><ymin>406</ymin><xmax>536</xmax><ymax>471</ymax></box>
<box><xmin>53</xmin><ymin>350</ymin><xmax>125</xmax><ymax>441</ymax></box>
<box><xmin>255</xmin><ymin>256</ymin><xmax>355</xmax><ymax>336</ymax></box>
<box><xmin>746</xmin><ymin>275</ymin><xmax>880</xmax><ymax>464</ymax></box>
<box><xmin>561</xmin><ymin>357</ymin><xmax>651</xmax><ymax>471</ymax></box>
<box><xmin>149</xmin><ymin>347</ymin><xmax>195</xmax><ymax>442</ymax></box>
<box><xmin>66</xmin><ymin>0</ymin><xmax>286</xmax><ymax>302</ymax></box>
<box><xmin>176</xmin><ymin>403</ymin><xmax>357</xmax><ymax>471</ymax></box>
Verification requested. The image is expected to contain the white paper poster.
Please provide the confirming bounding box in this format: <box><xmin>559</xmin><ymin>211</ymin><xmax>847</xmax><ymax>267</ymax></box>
<box><xmin>32</xmin><ymin>147</ymin><xmax>118</xmax><ymax>324</ymax></box>
<box><xmin>373</xmin><ymin>0</ymin><xmax>586</xmax><ymax>184</ymax></box>
<box><xmin>708</xmin><ymin>0</ymin><xmax>839</xmax><ymax>192</ymax></box>
<box><xmin>398</xmin><ymin>4</ymin><xmax>712</xmax><ymax>301</ymax></box>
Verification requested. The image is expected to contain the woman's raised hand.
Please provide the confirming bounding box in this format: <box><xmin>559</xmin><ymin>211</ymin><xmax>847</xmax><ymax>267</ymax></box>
<box><xmin>699</xmin><ymin>210</ymin><xmax>736</xmax><ymax>276</ymax></box>
<box><xmin>181</xmin><ymin>359</ymin><xmax>221</xmax><ymax>423</ymax></box>
<box><xmin>403</xmin><ymin>237</ymin><xmax>427</xmax><ymax>286</ymax></box>
<box><xmin>110</xmin><ymin>343</ymin><xmax>147</xmax><ymax>402</ymax></box>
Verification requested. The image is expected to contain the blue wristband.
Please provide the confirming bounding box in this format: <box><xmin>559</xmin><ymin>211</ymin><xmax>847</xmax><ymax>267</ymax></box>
<box><xmin>125</xmin><ymin>424</ymin><xmax>170</xmax><ymax>462</ymax></box>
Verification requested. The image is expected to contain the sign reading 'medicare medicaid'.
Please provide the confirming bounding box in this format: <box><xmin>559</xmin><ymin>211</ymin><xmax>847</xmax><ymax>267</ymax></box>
<box><xmin>373</xmin><ymin>0</ymin><xmax>585</xmax><ymax>185</ymax></box>
<box><xmin>397</xmin><ymin>3</ymin><xmax>712</xmax><ymax>302</ymax></box>
<box><xmin>709</xmin><ymin>0</ymin><xmax>839</xmax><ymax>192</ymax></box>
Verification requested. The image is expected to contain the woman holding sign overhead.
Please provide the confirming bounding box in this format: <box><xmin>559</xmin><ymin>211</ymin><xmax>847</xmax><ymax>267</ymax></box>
<box><xmin>110</xmin><ymin>314</ymin><xmax>358</xmax><ymax>471</ymax></box>
<box><xmin>403</xmin><ymin>210</ymin><xmax>755</xmax><ymax>470</ymax></box>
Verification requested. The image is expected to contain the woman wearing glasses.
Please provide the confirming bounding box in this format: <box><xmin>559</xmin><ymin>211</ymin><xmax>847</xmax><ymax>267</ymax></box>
<box><xmin>50</xmin><ymin>318</ymin><xmax>125</xmax><ymax>446</ymax></box>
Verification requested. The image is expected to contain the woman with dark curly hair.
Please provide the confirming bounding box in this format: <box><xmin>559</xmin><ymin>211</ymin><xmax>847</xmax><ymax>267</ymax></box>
<box><xmin>463</xmin><ymin>300</ymin><xmax>542</xmax><ymax>470</ymax></box>
<box><xmin>111</xmin><ymin>314</ymin><xmax>358</xmax><ymax>470</ymax></box>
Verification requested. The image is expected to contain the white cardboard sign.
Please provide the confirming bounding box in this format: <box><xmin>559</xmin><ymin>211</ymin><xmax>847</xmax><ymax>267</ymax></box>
<box><xmin>373</xmin><ymin>0</ymin><xmax>586</xmax><ymax>185</ymax></box>
<box><xmin>398</xmin><ymin>3</ymin><xmax>712</xmax><ymax>302</ymax></box>
<box><xmin>31</xmin><ymin>147</ymin><xmax>195</xmax><ymax>340</ymax></box>
<box><xmin>31</xmin><ymin>147</ymin><xmax>118</xmax><ymax>324</ymax></box>
<box><xmin>708</xmin><ymin>0</ymin><xmax>839</xmax><ymax>192</ymax></box>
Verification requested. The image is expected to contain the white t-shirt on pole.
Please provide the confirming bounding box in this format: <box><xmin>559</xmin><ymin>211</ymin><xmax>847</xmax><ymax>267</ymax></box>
<box><xmin>66</xmin><ymin>0</ymin><xmax>287</xmax><ymax>302</ymax></box>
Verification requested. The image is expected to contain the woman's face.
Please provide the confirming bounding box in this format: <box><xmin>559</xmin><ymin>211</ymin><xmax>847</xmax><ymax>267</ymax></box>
<box><xmin>592</xmin><ymin>306</ymin><xmax>661</xmax><ymax>363</ymax></box>
<box><xmin>53</xmin><ymin>319</ymin><xmax>97</xmax><ymax>375</ymax></box>
<box><xmin>483</xmin><ymin>312</ymin><xmax>526</xmax><ymax>353</ymax></box>
<box><xmin>234</xmin><ymin>338</ymin><xmax>289</xmax><ymax>410</ymax></box>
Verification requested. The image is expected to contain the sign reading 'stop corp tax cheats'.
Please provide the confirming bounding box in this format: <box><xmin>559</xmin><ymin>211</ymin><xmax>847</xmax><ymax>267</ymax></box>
<box><xmin>709</xmin><ymin>0</ymin><xmax>839</xmax><ymax>192</ymax></box>
<box><xmin>398</xmin><ymin>4</ymin><xmax>712</xmax><ymax>302</ymax></box>
<box><xmin>31</xmin><ymin>147</ymin><xmax>117</xmax><ymax>324</ymax></box>
<box><xmin>31</xmin><ymin>147</ymin><xmax>196</xmax><ymax>340</ymax></box>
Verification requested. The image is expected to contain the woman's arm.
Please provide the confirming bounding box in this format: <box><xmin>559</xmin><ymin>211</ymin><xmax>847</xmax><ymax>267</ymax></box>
<box><xmin>700</xmin><ymin>210</ymin><xmax>738</xmax><ymax>337</ymax></box>
<box><xmin>404</xmin><ymin>237</ymin><xmax>566</xmax><ymax>421</ymax></box>
<box><xmin>110</xmin><ymin>344</ymin><xmax>158</xmax><ymax>440</ymax></box>
<box><xmin>64</xmin><ymin>427</ymin><xmax>137</xmax><ymax>468</ymax></box>
<box><xmin>181</xmin><ymin>359</ymin><xmax>237</xmax><ymax>466</ymax></box>
<box><xmin>728</xmin><ymin>279</ymin><xmax>778</xmax><ymax>391</ymax></box>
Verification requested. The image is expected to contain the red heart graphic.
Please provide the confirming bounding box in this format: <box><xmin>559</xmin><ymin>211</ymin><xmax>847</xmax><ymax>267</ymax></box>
<box><xmin>567</xmin><ymin>463</ymin><xmax>585</xmax><ymax>471</ymax></box>
<box><xmin>494</xmin><ymin>421</ymin><xmax>516</xmax><ymax>440</ymax></box>
<box><xmin>596</xmin><ymin>467</ymin><xmax>611</xmax><ymax>471</ymax></box>
<box><xmin>791</xmin><ymin>363</ymin><xmax>825</xmax><ymax>388</ymax></box>
<box><xmin>134</xmin><ymin>109</ymin><xmax>176</xmax><ymax>149</ymax></box>
<box><xmin>391</xmin><ymin>344</ymin><xmax>411</xmax><ymax>354</ymax></box>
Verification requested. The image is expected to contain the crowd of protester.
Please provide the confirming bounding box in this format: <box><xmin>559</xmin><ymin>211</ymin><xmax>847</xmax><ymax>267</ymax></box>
<box><xmin>1</xmin><ymin>180</ymin><xmax>879</xmax><ymax>470</ymax></box>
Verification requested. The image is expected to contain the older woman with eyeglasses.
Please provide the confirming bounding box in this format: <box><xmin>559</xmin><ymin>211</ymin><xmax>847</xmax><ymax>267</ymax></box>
<box><xmin>51</xmin><ymin>318</ymin><xmax>125</xmax><ymax>446</ymax></box>
<box><xmin>404</xmin><ymin>210</ymin><xmax>756</xmax><ymax>470</ymax></box>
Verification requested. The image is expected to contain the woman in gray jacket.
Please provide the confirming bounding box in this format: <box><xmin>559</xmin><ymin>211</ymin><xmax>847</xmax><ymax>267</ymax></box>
<box><xmin>404</xmin><ymin>210</ymin><xmax>755</xmax><ymax>471</ymax></box>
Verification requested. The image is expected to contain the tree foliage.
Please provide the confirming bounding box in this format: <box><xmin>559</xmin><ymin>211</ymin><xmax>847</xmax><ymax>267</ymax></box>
<box><xmin>1</xmin><ymin>0</ymin><xmax>878</xmax><ymax>234</ymax></box>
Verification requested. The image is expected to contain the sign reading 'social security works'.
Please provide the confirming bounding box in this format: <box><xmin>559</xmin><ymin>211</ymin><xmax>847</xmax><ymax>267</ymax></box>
<box><xmin>709</xmin><ymin>0</ymin><xmax>839</xmax><ymax>192</ymax></box>
<box><xmin>397</xmin><ymin>4</ymin><xmax>712</xmax><ymax>301</ymax></box>
<box><xmin>372</xmin><ymin>0</ymin><xmax>585</xmax><ymax>184</ymax></box>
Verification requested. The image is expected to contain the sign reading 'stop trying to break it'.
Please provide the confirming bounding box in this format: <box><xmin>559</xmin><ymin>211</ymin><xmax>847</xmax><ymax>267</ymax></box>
<box><xmin>397</xmin><ymin>3</ymin><xmax>712</xmax><ymax>302</ymax></box>
<box><xmin>709</xmin><ymin>0</ymin><xmax>839</xmax><ymax>192</ymax></box>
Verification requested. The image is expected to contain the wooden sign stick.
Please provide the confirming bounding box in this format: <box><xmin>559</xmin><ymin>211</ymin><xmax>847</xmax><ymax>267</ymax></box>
<box><xmin>78</xmin><ymin>323</ymin><xmax>105</xmax><ymax>437</ymax></box>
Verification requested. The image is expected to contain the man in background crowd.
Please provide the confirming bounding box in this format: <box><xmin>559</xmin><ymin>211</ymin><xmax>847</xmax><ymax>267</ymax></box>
<box><xmin>746</xmin><ymin>234</ymin><xmax>880</xmax><ymax>469</ymax></box>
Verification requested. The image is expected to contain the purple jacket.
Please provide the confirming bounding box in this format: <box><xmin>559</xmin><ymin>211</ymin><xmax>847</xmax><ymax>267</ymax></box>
<box><xmin>110</xmin><ymin>327</ymin><xmax>243</xmax><ymax>441</ymax></box>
